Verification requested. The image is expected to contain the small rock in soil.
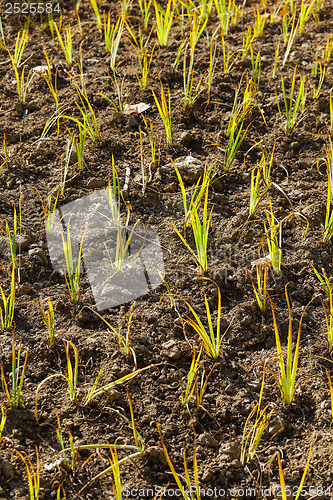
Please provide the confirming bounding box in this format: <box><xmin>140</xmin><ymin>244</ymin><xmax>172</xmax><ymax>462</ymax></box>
<box><xmin>28</xmin><ymin>248</ymin><xmax>48</xmax><ymax>266</ymax></box>
<box><xmin>197</xmin><ymin>433</ymin><xmax>219</xmax><ymax>447</ymax></box>
<box><xmin>1</xmin><ymin>459</ymin><xmax>14</xmax><ymax>479</ymax></box>
<box><xmin>87</xmin><ymin>178</ymin><xmax>106</xmax><ymax>189</ymax></box>
<box><xmin>15</xmin><ymin>234</ymin><xmax>31</xmax><ymax>251</ymax></box>
<box><xmin>220</xmin><ymin>442</ymin><xmax>240</xmax><ymax>460</ymax></box>
<box><xmin>268</xmin><ymin>415</ymin><xmax>284</xmax><ymax>437</ymax></box>
<box><xmin>161</xmin><ymin>339</ymin><xmax>181</xmax><ymax>360</ymax></box>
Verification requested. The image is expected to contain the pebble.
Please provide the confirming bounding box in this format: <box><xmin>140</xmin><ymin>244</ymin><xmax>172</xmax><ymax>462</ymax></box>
<box><xmin>1</xmin><ymin>459</ymin><xmax>14</xmax><ymax>479</ymax></box>
<box><xmin>15</xmin><ymin>234</ymin><xmax>31</xmax><ymax>251</ymax></box>
<box><xmin>28</xmin><ymin>248</ymin><xmax>48</xmax><ymax>266</ymax></box>
<box><xmin>161</xmin><ymin>339</ymin><xmax>181</xmax><ymax>360</ymax></box>
<box><xmin>268</xmin><ymin>416</ymin><xmax>284</xmax><ymax>436</ymax></box>
<box><xmin>225</xmin><ymin>384</ymin><xmax>235</xmax><ymax>395</ymax></box>
<box><xmin>16</xmin><ymin>283</ymin><xmax>32</xmax><ymax>296</ymax></box>
<box><xmin>197</xmin><ymin>433</ymin><xmax>219</xmax><ymax>447</ymax></box>
<box><xmin>179</xmin><ymin>131</ymin><xmax>194</xmax><ymax>146</ymax></box>
<box><xmin>87</xmin><ymin>178</ymin><xmax>106</xmax><ymax>189</ymax></box>
<box><xmin>220</xmin><ymin>443</ymin><xmax>240</xmax><ymax>460</ymax></box>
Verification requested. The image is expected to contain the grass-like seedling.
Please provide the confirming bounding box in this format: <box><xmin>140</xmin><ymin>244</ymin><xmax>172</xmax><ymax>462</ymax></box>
<box><xmin>0</xmin><ymin>133</ymin><xmax>8</xmax><ymax>169</ymax></box>
<box><xmin>2</xmin><ymin>205</ymin><xmax>19</xmax><ymax>270</ymax></box>
<box><xmin>248</xmin><ymin>142</ymin><xmax>274</xmax><ymax>216</ymax></box>
<box><xmin>151</xmin><ymin>79</ymin><xmax>172</xmax><ymax>147</ymax></box>
<box><xmin>181</xmin><ymin>344</ymin><xmax>202</xmax><ymax>408</ymax></box>
<box><xmin>36</xmin><ymin>103</ymin><xmax>68</xmax><ymax>149</ymax></box>
<box><xmin>90</xmin><ymin>0</ymin><xmax>102</xmax><ymax>30</ymax></box>
<box><xmin>84</xmin><ymin>364</ymin><xmax>154</xmax><ymax>405</ymax></box>
<box><xmin>240</xmin><ymin>403</ymin><xmax>273</xmax><ymax>465</ymax></box>
<box><xmin>250</xmin><ymin>47</ymin><xmax>261</xmax><ymax>91</ymax></box>
<box><xmin>321</xmin><ymin>137</ymin><xmax>333</xmax><ymax>243</ymax></box>
<box><xmin>61</xmin><ymin>223</ymin><xmax>85</xmax><ymax>303</ymax></box>
<box><xmin>282</xmin><ymin>12</ymin><xmax>299</xmax><ymax>66</ymax></box>
<box><xmin>182</xmin><ymin>279</ymin><xmax>223</xmax><ymax>359</ymax></box>
<box><xmin>214</xmin><ymin>0</ymin><xmax>231</xmax><ymax>36</ymax></box>
<box><xmin>141</xmin><ymin>115</ymin><xmax>160</xmax><ymax>167</ymax></box>
<box><xmin>183</xmin><ymin>48</ymin><xmax>206</xmax><ymax>111</ymax></box>
<box><xmin>311</xmin><ymin>264</ymin><xmax>333</xmax><ymax>351</ymax></box>
<box><xmin>104</xmin><ymin>12</ymin><xmax>124</xmax><ymax>70</ymax></box>
<box><xmin>54</xmin><ymin>22</ymin><xmax>73</xmax><ymax>66</ymax></box>
<box><xmin>29</xmin><ymin>187</ymin><xmax>59</xmax><ymax>233</ymax></box>
<box><xmin>90</xmin><ymin>305</ymin><xmax>135</xmax><ymax>357</ymax></box>
<box><xmin>64</xmin><ymin>341</ymin><xmax>79</xmax><ymax>402</ymax></box>
<box><xmin>272</xmin><ymin>42</ymin><xmax>280</xmax><ymax>79</ymax></box>
<box><xmin>253</xmin><ymin>6</ymin><xmax>266</xmax><ymax>37</ymax></box>
<box><xmin>54</xmin><ymin>411</ymin><xmax>77</xmax><ymax>471</ymax></box>
<box><xmin>225</xmin><ymin>120</ymin><xmax>250</xmax><ymax>172</ymax></box>
<box><xmin>42</xmin><ymin>66</ymin><xmax>59</xmax><ymax>111</ymax></box>
<box><xmin>66</xmin><ymin>123</ymin><xmax>86</xmax><ymax>170</ymax></box>
<box><xmin>1</xmin><ymin>329</ymin><xmax>28</xmax><ymax>409</ymax></box>
<box><xmin>172</xmin><ymin>179</ymin><xmax>213</xmax><ymax>274</ymax></box>
<box><xmin>276</xmin><ymin>66</ymin><xmax>306</xmax><ymax>136</ymax></box>
<box><xmin>264</xmin><ymin>201</ymin><xmax>282</xmax><ymax>276</ymax></box>
<box><xmin>120</xmin><ymin>0</ymin><xmax>132</xmax><ymax>17</ymax></box>
<box><xmin>75</xmin><ymin>393</ymin><xmax>144</xmax><ymax>494</ymax></box>
<box><xmin>100</xmin><ymin>70</ymin><xmax>127</xmax><ymax>113</ymax></box>
<box><xmin>65</xmin><ymin>86</ymin><xmax>101</xmax><ymax>142</ymax></box>
<box><xmin>8</xmin><ymin>55</ymin><xmax>33</xmax><ymax>105</ymax></box>
<box><xmin>138</xmin><ymin>126</ymin><xmax>150</xmax><ymax>195</ymax></box>
<box><xmin>126</xmin><ymin>24</ymin><xmax>155</xmax><ymax>87</ymax></box>
<box><xmin>0</xmin><ymin>17</ymin><xmax>6</xmax><ymax>49</ymax></box>
<box><xmin>12</xmin><ymin>447</ymin><xmax>40</xmax><ymax>500</ymax></box>
<box><xmin>40</xmin><ymin>299</ymin><xmax>55</xmax><ymax>349</ymax></box>
<box><xmin>312</xmin><ymin>61</ymin><xmax>325</xmax><ymax>99</ymax></box>
<box><xmin>137</xmin><ymin>44</ymin><xmax>156</xmax><ymax>89</ymax></box>
<box><xmin>274</xmin><ymin>445</ymin><xmax>312</xmax><ymax>500</ymax></box>
<box><xmin>0</xmin><ymin>266</ymin><xmax>16</xmax><ymax>331</ymax></box>
<box><xmin>249</xmin><ymin>164</ymin><xmax>270</xmax><ymax>216</ymax></box>
<box><xmin>242</xmin><ymin>26</ymin><xmax>254</xmax><ymax>59</ymax></box>
<box><xmin>13</xmin><ymin>28</ymin><xmax>28</xmax><ymax>66</ymax></box>
<box><xmin>0</xmin><ymin>403</ymin><xmax>6</xmax><ymax>447</ymax></box>
<box><xmin>138</xmin><ymin>0</ymin><xmax>152</xmax><ymax>29</ymax></box>
<box><xmin>60</xmin><ymin>137</ymin><xmax>73</xmax><ymax>194</ymax></box>
<box><xmin>221</xmin><ymin>33</ymin><xmax>239</xmax><ymax>74</ymax></box>
<box><xmin>172</xmin><ymin>160</ymin><xmax>210</xmax><ymax>228</ymax></box>
<box><xmin>326</xmin><ymin>368</ymin><xmax>333</xmax><ymax>424</ymax></box>
<box><xmin>154</xmin><ymin>0</ymin><xmax>174</xmax><ymax>47</ymax></box>
<box><xmin>247</xmin><ymin>262</ymin><xmax>268</xmax><ymax>314</ymax></box>
<box><xmin>268</xmin><ymin>285</ymin><xmax>308</xmax><ymax>406</ymax></box>
<box><xmin>157</xmin><ymin>424</ymin><xmax>200</xmax><ymax>500</ymax></box>
<box><xmin>299</xmin><ymin>0</ymin><xmax>316</xmax><ymax>34</ymax></box>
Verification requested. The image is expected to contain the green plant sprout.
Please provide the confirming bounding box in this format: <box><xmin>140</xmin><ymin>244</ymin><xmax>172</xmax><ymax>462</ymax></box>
<box><xmin>268</xmin><ymin>285</ymin><xmax>309</xmax><ymax>405</ymax></box>
<box><xmin>61</xmin><ymin>223</ymin><xmax>85</xmax><ymax>302</ymax></box>
<box><xmin>0</xmin><ymin>266</ymin><xmax>15</xmax><ymax>330</ymax></box>
<box><xmin>172</xmin><ymin>178</ymin><xmax>213</xmax><ymax>274</ymax></box>
<box><xmin>90</xmin><ymin>0</ymin><xmax>102</xmax><ymax>30</ymax></box>
<box><xmin>151</xmin><ymin>79</ymin><xmax>172</xmax><ymax>147</ymax></box>
<box><xmin>247</xmin><ymin>262</ymin><xmax>268</xmax><ymax>314</ymax></box>
<box><xmin>12</xmin><ymin>447</ymin><xmax>40</xmax><ymax>500</ymax></box>
<box><xmin>40</xmin><ymin>299</ymin><xmax>56</xmax><ymax>349</ymax></box>
<box><xmin>1</xmin><ymin>328</ymin><xmax>28</xmax><ymax>408</ymax></box>
<box><xmin>182</xmin><ymin>278</ymin><xmax>223</xmax><ymax>359</ymax></box>
<box><xmin>54</xmin><ymin>22</ymin><xmax>73</xmax><ymax>66</ymax></box>
<box><xmin>154</xmin><ymin>0</ymin><xmax>174</xmax><ymax>47</ymax></box>
<box><xmin>157</xmin><ymin>424</ymin><xmax>201</xmax><ymax>500</ymax></box>
<box><xmin>321</xmin><ymin>137</ymin><xmax>333</xmax><ymax>242</ymax></box>
<box><xmin>311</xmin><ymin>264</ymin><xmax>333</xmax><ymax>351</ymax></box>
<box><xmin>181</xmin><ymin>344</ymin><xmax>202</xmax><ymax>407</ymax></box>
<box><xmin>240</xmin><ymin>403</ymin><xmax>273</xmax><ymax>465</ymax></box>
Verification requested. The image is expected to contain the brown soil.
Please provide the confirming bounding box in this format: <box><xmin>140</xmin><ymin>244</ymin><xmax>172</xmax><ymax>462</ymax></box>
<box><xmin>1</xmin><ymin>0</ymin><xmax>333</xmax><ymax>498</ymax></box>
